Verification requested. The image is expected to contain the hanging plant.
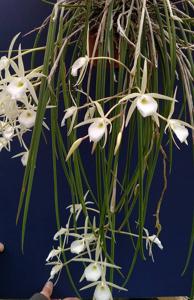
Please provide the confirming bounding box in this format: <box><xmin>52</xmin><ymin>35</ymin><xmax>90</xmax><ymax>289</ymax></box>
<box><xmin>0</xmin><ymin>0</ymin><xmax>193</xmax><ymax>299</ymax></box>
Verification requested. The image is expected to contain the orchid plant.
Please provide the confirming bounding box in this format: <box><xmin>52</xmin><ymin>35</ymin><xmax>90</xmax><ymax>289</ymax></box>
<box><xmin>1</xmin><ymin>0</ymin><xmax>194</xmax><ymax>299</ymax></box>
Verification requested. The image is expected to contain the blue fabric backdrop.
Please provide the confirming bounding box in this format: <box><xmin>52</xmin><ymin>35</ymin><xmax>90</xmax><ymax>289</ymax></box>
<box><xmin>0</xmin><ymin>0</ymin><xmax>193</xmax><ymax>298</ymax></box>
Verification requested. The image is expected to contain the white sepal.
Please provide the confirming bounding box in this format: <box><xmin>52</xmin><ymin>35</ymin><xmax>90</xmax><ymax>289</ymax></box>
<box><xmin>136</xmin><ymin>95</ymin><xmax>158</xmax><ymax>117</ymax></box>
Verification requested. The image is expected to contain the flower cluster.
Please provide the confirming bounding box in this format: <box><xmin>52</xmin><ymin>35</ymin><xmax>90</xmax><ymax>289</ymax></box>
<box><xmin>0</xmin><ymin>34</ymin><xmax>43</xmax><ymax>165</ymax></box>
<box><xmin>62</xmin><ymin>57</ymin><xmax>193</xmax><ymax>161</ymax></box>
<box><xmin>47</xmin><ymin>193</ymin><xmax>163</xmax><ymax>300</ymax></box>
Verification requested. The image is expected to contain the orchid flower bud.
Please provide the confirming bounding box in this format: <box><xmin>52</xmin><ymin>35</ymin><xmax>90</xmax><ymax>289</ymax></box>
<box><xmin>84</xmin><ymin>263</ymin><xmax>102</xmax><ymax>282</ymax></box>
<box><xmin>7</xmin><ymin>77</ymin><xmax>28</xmax><ymax>100</ymax></box>
<box><xmin>53</xmin><ymin>227</ymin><xmax>68</xmax><ymax>240</ymax></box>
<box><xmin>0</xmin><ymin>56</ymin><xmax>9</xmax><ymax>71</ymax></box>
<box><xmin>70</xmin><ymin>239</ymin><xmax>86</xmax><ymax>254</ymax></box>
<box><xmin>136</xmin><ymin>95</ymin><xmax>158</xmax><ymax>117</ymax></box>
<box><xmin>46</xmin><ymin>248</ymin><xmax>62</xmax><ymax>262</ymax></box>
<box><xmin>71</xmin><ymin>56</ymin><xmax>88</xmax><ymax>77</ymax></box>
<box><xmin>2</xmin><ymin>124</ymin><xmax>14</xmax><ymax>140</ymax></box>
<box><xmin>21</xmin><ymin>151</ymin><xmax>29</xmax><ymax>166</ymax></box>
<box><xmin>18</xmin><ymin>109</ymin><xmax>36</xmax><ymax>128</ymax></box>
<box><xmin>169</xmin><ymin>120</ymin><xmax>189</xmax><ymax>144</ymax></box>
<box><xmin>88</xmin><ymin>118</ymin><xmax>106</xmax><ymax>143</ymax></box>
<box><xmin>61</xmin><ymin>106</ymin><xmax>77</xmax><ymax>127</ymax></box>
<box><xmin>49</xmin><ymin>263</ymin><xmax>63</xmax><ymax>280</ymax></box>
<box><xmin>93</xmin><ymin>282</ymin><xmax>112</xmax><ymax>300</ymax></box>
<box><xmin>0</xmin><ymin>137</ymin><xmax>8</xmax><ymax>151</ymax></box>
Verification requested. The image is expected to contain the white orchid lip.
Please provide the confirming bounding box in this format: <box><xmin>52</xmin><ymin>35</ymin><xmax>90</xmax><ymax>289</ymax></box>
<box><xmin>18</xmin><ymin>109</ymin><xmax>36</xmax><ymax>128</ymax></box>
<box><xmin>136</xmin><ymin>94</ymin><xmax>158</xmax><ymax>117</ymax></box>
<box><xmin>84</xmin><ymin>263</ymin><xmax>102</xmax><ymax>282</ymax></box>
<box><xmin>169</xmin><ymin>120</ymin><xmax>189</xmax><ymax>144</ymax></box>
<box><xmin>71</xmin><ymin>56</ymin><xmax>88</xmax><ymax>77</ymax></box>
<box><xmin>7</xmin><ymin>77</ymin><xmax>28</xmax><ymax>100</ymax></box>
<box><xmin>93</xmin><ymin>283</ymin><xmax>112</xmax><ymax>300</ymax></box>
<box><xmin>70</xmin><ymin>239</ymin><xmax>86</xmax><ymax>254</ymax></box>
<box><xmin>88</xmin><ymin>118</ymin><xmax>106</xmax><ymax>143</ymax></box>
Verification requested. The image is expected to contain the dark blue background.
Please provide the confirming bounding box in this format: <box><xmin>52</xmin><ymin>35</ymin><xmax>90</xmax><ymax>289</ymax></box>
<box><xmin>0</xmin><ymin>0</ymin><xmax>193</xmax><ymax>298</ymax></box>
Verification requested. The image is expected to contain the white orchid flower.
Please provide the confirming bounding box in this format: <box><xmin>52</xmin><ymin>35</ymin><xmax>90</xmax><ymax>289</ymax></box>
<box><xmin>70</xmin><ymin>239</ymin><xmax>86</xmax><ymax>254</ymax></box>
<box><xmin>74</xmin><ymin>102</ymin><xmax>112</xmax><ymax>147</ymax></box>
<box><xmin>143</xmin><ymin>227</ymin><xmax>163</xmax><ymax>262</ymax></box>
<box><xmin>84</xmin><ymin>263</ymin><xmax>102</xmax><ymax>282</ymax></box>
<box><xmin>80</xmin><ymin>262</ymin><xmax>127</xmax><ymax>299</ymax></box>
<box><xmin>6</xmin><ymin>77</ymin><xmax>28</xmax><ymax>100</ymax></box>
<box><xmin>88</xmin><ymin>118</ymin><xmax>107</xmax><ymax>143</ymax></box>
<box><xmin>18</xmin><ymin>109</ymin><xmax>36</xmax><ymax>128</ymax></box>
<box><xmin>168</xmin><ymin>120</ymin><xmax>189</xmax><ymax>145</ymax></box>
<box><xmin>136</xmin><ymin>94</ymin><xmax>158</xmax><ymax>118</ymax></box>
<box><xmin>93</xmin><ymin>282</ymin><xmax>112</xmax><ymax>300</ymax></box>
<box><xmin>0</xmin><ymin>92</ymin><xmax>18</xmax><ymax>119</ymax></box>
<box><xmin>161</xmin><ymin>96</ymin><xmax>193</xmax><ymax>147</ymax></box>
<box><xmin>147</xmin><ymin>235</ymin><xmax>163</xmax><ymax>250</ymax></box>
<box><xmin>119</xmin><ymin>59</ymin><xmax>176</xmax><ymax>126</ymax></box>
